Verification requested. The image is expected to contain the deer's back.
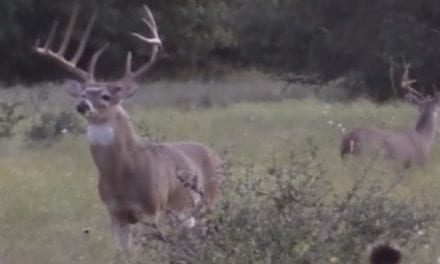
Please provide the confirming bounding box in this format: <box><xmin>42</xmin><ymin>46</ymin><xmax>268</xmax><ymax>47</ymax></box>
<box><xmin>382</xmin><ymin>131</ymin><xmax>426</xmax><ymax>166</ymax></box>
<box><xmin>341</xmin><ymin>127</ymin><xmax>427</xmax><ymax>167</ymax></box>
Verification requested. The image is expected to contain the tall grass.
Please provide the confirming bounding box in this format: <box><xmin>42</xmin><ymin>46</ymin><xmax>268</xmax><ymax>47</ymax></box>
<box><xmin>0</xmin><ymin>77</ymin><xmax>439</xmax><ymax>263</ymax></box>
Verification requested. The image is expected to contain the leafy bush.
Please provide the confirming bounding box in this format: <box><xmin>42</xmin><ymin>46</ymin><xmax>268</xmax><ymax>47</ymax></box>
<box><xmin>0</xmin><ymin>101</ymin><xmax>25</xmax><ymax>138</ymax></box>
<box><xmin>130</xmin><ymin>143</ymin><xmax>437</xmax><ymax>263</ymax></box>
<box><xmin>26</xmin><ymin>111</ymin><xmax>84</xmax><ymax>143</ymax></box>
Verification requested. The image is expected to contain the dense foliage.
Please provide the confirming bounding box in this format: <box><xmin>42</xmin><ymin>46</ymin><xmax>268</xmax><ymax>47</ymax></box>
<box><xmin>2</xmin><ymin>0</ymin><xmax>440</xmax><ymax>99</ymax></box>
<box><xmin>132</xmin><ymin>144</ymin><xmax>436</xmax><ymax>263</ymax></box>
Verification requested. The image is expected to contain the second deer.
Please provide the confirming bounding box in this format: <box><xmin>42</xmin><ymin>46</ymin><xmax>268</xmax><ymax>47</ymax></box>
<box><xmin>340</xmin><ymin>64</ymin><xmax>440</xmax><ymax>168</ymax></box>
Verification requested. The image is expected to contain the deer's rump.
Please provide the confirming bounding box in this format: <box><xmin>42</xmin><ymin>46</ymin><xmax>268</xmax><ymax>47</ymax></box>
<box><xmin>340</xmin><ymin>127</ymin><xmax>388</xmax><ymax>158</ymax></box>
<box><xmin>160</xmin><ymin>141</ymin><xmax>224</xmax><ymax>209</ymax></box>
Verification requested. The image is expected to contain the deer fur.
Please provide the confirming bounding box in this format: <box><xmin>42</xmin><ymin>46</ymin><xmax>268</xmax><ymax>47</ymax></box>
<box><xmin>82</xmin><ymin>96</ymin><xmax>224</xmax><ymax>252</ymax></box>
<box><xmin>67</xmin><ymin>81</ymin><xmax>225</xmax><ymax>252</ymax></box>
<box><xmin>33</xmin><ymin>3</ymin><xmax>225</xmax><ymax>253</ymax></box>
<box><xmin>340</xmin><ymin>93</ymin><xmax>440</xmax><ymax>168</ymax></box>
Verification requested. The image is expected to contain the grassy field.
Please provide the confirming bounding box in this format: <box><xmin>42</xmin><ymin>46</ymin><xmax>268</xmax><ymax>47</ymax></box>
<box><xmin>0</xmin><ymin>78</ymin><xmax>440</xmax><ymax>263</ymax></box>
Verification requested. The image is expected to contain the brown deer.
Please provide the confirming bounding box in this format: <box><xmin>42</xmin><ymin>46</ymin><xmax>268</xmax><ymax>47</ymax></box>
<box><xmin>340</xmin><ymin>64</ymin><xmax>440</xmax><ymax>168</ymax></box>
<box><xmin>34</xmin><ymin>2</ymin><xmax>225</xmax><ymax>253</ymax></box>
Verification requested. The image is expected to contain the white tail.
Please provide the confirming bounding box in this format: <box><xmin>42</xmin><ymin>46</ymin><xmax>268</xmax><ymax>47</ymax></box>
<box><xmin>34</xmin><ymin>2</ymin><xmax>225</xmax><ymax>253</ymax></box>
<box><xmin>341</xmin><ymin>64</ymin><xmax>440</xmax><ymax>168</ymax></box>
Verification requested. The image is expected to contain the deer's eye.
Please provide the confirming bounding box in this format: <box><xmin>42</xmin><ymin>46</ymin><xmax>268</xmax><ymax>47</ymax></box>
<box><xmin>101</xmin><ymin>94</ymin><xmax>112</xmax><ymax>101</ymax></box>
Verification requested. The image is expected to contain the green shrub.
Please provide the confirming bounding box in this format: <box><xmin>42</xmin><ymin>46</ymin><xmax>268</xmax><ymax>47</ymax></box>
<box><xmin>25</xmin><ymin>111</ymin><xmax>84</xmax><ymax>143</ymax></box>
<box><xmin>0</xmin><ymin>101</ymin><xmax>25</xmax><ymax>138</ymax></box>
<box><xmin>132</xmin><ymin>143</ymin><xmax>437</xmax><ymax>263</ymax></box>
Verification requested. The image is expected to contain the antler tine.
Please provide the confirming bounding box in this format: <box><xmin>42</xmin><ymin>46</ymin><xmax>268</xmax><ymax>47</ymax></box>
<box><xmin>122</xmin><ymin>4</ymin><xmax>162</xmax><ymax>81</ymax></box>
<box><xmin>404</xmin><ymin>92</ymin><xmax>422</xmax><ymax>104</ymax></box>
<box><xmin>402</xmin><ymin>78</ymin><xmax>420</xmax><ymax>95</ymax></box>
<box><xmin>34</xmin><ymin>44</ymin><xmax>89</xmax><ymax>81</ymax></box>
<box><xmin>131</xmin><ymin>5</ymin><xmax>161</xmax><ymax>45</ymax></box>
<box><xmin>141</xmin><ymin>18</ymin><xmax>155</xmax><ymax>36</ymax></box>
<box><xmin>131</xmin><ymin>32</ymin><xmax>161</xmax><ymax>45</ymax></box>
<box><xmin>33</xmin><ymin>1</ymin><xmax>102</xmax><ymax>82</ymax></box>
<box><xmin>44</xmin><ymin>21</ymin><xmax>59</xmax><ymax>50</ymax></box>
<box><xmin>34</xmin><ymin>39</ymin><xmax>40</xmax><ymax>50</ymax></box>
<box><xmin>401</xmin><ymin>64</ymin><xmax>420</xmax><ymax>95</ymax></box>
<box><xmin>57</xmin><ymin>1</ymin><xmax>80</xmax><ymax>56</ymax></box>
<box><xmin>401</xmin><ymin>62</ymin><xmax>424</xmax><ymax>104</ymax></box>
<box><xmin>125</xmin><ymin>52</ymin><xmax>133</xmax><ymax>75</ymax></box>
<box><xmin>144</xmin><ymin>5</ymin><xmax>158</xmax><ymax>31</ymax></box>
<box><xmin>142</xmin><ymin>4</ymin><xmax>159</xmax><ymax>40</ymax></box>
<box><xmin>71</xmin><ymin>13</ymin><xmax>97</xmax><ymax>66</ymax></box>
<box><xmin>87</xmin><ymin>43</ymin><xmax>109</xmax><ymax>81</ymax></box>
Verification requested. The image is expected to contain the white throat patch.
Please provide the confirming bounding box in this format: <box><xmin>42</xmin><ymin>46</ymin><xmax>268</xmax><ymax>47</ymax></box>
<box><xmin>87</xmin><ymin>124</ymin><xmax>115</xmax><ymax>146</ymax></box>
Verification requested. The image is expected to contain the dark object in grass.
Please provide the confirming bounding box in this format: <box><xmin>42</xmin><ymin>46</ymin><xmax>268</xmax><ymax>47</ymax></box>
<box><xmin>369</xmin><ymin>244</ymin><xmax>401</xmax><ymax>264</ymax></box>
<box><xmin>82</xmin><ymin>227</ymin><xmax>91</xmax><ymax>235</ymax></box>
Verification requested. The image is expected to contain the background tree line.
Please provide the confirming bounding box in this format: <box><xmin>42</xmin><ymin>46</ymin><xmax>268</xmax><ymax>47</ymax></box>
<box><xmin>1</xmin><ymin>0</ymin><xmax>440</xmax><ymax>100</ymax></box>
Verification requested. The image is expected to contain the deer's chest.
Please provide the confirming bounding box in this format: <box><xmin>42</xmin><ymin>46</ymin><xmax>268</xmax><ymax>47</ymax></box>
<box><xmin>87</xmin><ymin>124</ymin><xmax>114</xmax><ymax>146</ymax></box>
<box><xmin>100</xmin><ymin>190</ymin><xmax>160</xmax><ymax>222</ymax></box>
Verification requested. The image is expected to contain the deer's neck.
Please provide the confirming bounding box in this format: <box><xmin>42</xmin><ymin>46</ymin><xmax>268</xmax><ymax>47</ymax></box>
<box><xmin>88</xmin><ymin>107</ymin><xmax>161</xmax><ymax>211</ymax></box>
<box><xmin>414</xmin><ymin>110</ymin><xmax>437</xmax><ymax>138</ymax></box>
<box><xmin>88</xmin><ymin>106</ymin><xmax>139</xmax><ymax>175</ymax></box>
<box><xmin>413</xmin><ymin>110</ymin><xmax>438</xmax><ymax>153</ymax></box>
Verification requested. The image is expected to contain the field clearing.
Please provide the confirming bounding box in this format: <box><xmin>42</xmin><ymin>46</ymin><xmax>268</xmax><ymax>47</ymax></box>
<box><xmin>0</xmin><ymin>80</ymin><xmax>440</xmax><ymax>263</ymax></box>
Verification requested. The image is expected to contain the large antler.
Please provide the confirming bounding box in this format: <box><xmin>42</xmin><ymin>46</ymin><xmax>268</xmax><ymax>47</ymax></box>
<box><xmin>119</xmin><ymin>5</ymin><xmax>162</xmax><ymax>82</ymax></box>
<box><xmin>34</xmin><ymin>1</ymin><xmax>108</xmax><ymax>82</ymax></box>
<box><xmin>401</xmin><ymin>63</ymin><xmax>424</xmax><ymax>105</ymax></box>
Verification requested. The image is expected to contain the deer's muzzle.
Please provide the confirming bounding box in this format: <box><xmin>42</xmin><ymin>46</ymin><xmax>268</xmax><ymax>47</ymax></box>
<box><xmin>76</xmin><ymin>100</ymin><xmax>91</xmax><ymax>115</ymax></box>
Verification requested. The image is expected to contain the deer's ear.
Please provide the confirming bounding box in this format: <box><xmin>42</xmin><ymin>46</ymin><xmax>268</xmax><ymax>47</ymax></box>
<box><xmin>64</xmin><ymin>79</ymin><xmax>83</xmax><ymax>98</ymax></box>
<box><xmin>122</xmin><ymin>82</ymin><xmax>138</xmax><ymax>99</ymax></box>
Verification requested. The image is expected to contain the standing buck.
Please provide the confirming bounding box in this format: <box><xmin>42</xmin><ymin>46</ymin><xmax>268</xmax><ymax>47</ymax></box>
<box><xmin>340</xmin><ymin>64</ymin><xmax>440</xmax><ymax>168</ymax></box>
<box><xmin>34</xmin><ymin>2</ymin><xmax>225</xmax><ymax>253</ymax></box>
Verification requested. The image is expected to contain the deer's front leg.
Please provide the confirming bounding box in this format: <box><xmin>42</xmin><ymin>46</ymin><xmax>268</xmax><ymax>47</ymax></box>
<box><xmin>110</xmin><ymin>214</ymin><xmax>132</xmax><ymax>253</ymax></box>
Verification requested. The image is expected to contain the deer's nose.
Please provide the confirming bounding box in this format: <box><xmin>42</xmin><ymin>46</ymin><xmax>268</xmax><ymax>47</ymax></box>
<box><xmin>76</xmin><ymin>100</ymin><xmax>90</xmax><ymax>114</ymax></box>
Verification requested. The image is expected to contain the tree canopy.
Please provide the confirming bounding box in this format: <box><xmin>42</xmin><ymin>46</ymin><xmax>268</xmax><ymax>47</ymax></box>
<box><xmin>1</xmin><ymin>0</ymin><xmax>440</xmax><ymax>100</ymax></box>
